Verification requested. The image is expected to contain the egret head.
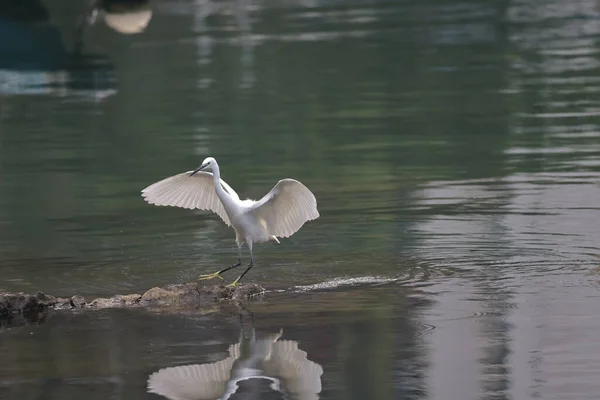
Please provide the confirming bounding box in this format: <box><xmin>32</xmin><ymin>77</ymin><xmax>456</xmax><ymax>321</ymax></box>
<box><xmin>190</xmin><ymin>157</ymin><xmax>216</xmax><ymax>176</ymax></box>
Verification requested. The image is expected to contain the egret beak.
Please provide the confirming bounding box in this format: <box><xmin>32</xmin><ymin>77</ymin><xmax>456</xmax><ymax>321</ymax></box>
<box><xmin>190</xmin><ymin>163</ymin><xmax>207</xmax><ymax>176</ymax></box>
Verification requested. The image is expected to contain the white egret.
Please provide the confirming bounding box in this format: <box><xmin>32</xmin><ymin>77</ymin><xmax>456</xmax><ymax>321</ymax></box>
<box><xmin>141</xmin><ymin>157</ymin><xmax>319</xmax><ymax>286</ymax></box>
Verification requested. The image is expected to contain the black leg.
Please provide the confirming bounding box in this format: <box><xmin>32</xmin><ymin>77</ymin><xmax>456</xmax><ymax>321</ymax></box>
<box><xmin>227</xmin><ymin>244</ymin><xmax>254</xmax><ymax>287</ymax></box>
<box><xmin>216</xmin><ymin>258</ymin><xmax>241</xmax><ymax>275</ymax></box>
<box><xmin>234</xmin><ymin>260</ymin><xmax>254</xmax><ymax>284</ymax></box>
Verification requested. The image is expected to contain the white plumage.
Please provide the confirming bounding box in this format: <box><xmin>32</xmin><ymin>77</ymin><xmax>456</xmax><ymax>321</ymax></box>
<box><xmin>141</xmin><ymin>157</ymin><xmax>319</xmax><ymax>286</ymax></box>
<box><xmin>146</xmin><ymin>329</ymin><xmax>323</xmax><ymax>400</ymax></box>
<box><xmin>141</xmin><ymin>170</ymin><xmax>237</xmax><ymax>226</ymax></box>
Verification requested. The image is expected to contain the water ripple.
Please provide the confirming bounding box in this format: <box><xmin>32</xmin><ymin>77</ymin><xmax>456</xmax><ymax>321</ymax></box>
<box><xmin>290</xmin><ymin>276</ymin><xmax>401</xmax><ymax>293</ymax></box>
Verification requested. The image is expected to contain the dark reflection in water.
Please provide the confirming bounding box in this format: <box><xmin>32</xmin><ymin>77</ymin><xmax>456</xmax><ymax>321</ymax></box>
<box><xmin>0</xmin><ymin>0</ymin><xmax>117</xmax><ymax>99</ymax></box>
<box><xmin>1</xmin><ymin>0</ymin><xmax>600</xmax><ymax>399</ymax></box>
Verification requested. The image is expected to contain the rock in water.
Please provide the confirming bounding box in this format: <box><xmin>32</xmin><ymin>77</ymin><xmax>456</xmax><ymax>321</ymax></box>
<box><xmin>0</xmin><ymin>283</ymin><xmax>265</xmax><ymax>327</ymax></box>
<box><xmin>139</xmin><ymin>283</ymin><xmax>265</xmax><ymax>308</ymax></box>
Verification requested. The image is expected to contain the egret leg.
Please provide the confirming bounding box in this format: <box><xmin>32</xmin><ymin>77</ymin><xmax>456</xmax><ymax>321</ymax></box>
<box><xmin>227</xmin><ymin>243</ymin><xmax>254</xmax><ymax>287</ymax></box>
<box><xmin>198</xmin><ymin>246</ymin><xmax>243</xmax><ymax>281</ymax></box>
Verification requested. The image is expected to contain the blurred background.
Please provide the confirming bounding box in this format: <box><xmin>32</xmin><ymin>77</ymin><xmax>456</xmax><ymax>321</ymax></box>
<box><xmin>1</xmin><ymin>0</ymin><xmax>600</xmax><ymax>399</ymax></box>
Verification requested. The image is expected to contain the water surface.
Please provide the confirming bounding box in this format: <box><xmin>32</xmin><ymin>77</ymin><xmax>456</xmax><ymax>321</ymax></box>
<box><xmin>1</xmin><ymin>0</ymin><xmax>600</xmax><ymax>399</ymax></box>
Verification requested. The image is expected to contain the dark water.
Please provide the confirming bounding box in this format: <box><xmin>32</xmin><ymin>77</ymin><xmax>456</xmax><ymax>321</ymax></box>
<box><xmin>2</xmin><ymin>0</ymin><xmax>600</xmax><ymax>399</ymax></box>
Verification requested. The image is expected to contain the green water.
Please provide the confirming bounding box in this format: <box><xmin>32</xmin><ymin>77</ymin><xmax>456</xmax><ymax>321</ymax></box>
<box><xmin>2</xmin><ymin>0</ymin><xmax>600</xmax><ymax>399</ymax></box>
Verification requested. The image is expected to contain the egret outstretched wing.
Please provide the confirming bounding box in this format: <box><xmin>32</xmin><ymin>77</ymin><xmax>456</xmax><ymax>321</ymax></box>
<box><xmin>249</xmin><ymin>179</ymin><xmax>319</xmax><ymax>238</ymax></box>
<box><xmin>264</xmin><ymin>340</ymin><xmax>323</xmax><ymax>399</ymax></box>
<box><xmin>141</xmin><ymin>171</ymin><xmax>238</xmax><ymax>226</ymax></box>
<box><xmin>147</xmin><ymin>343</ymin><xmax>240</xmax><ymax>400</ymax></box>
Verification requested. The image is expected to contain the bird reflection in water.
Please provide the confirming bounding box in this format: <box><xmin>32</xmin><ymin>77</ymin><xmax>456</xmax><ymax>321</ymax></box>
<box><xmin>147</xmin><ymin>316</ymin><xmax>323</xmax><ymax>400</ymax></box>
<box><xmin>76</xmin><ymin>0</ymin><xmax>153</xmax><ymax>50</ymax></box>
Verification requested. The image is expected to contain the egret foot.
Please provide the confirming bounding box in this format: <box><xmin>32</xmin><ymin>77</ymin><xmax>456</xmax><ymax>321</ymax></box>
<box><xmin>226</xmin><ymin>279</ymin><xmax>241</xmax><ymax>288</ymax></box>
<box><xmin>226</xmin><ymin>261</ymin><xmax>253</xmax><ymax>288</ymax></box>
<box><xmin>198</xmin><ymin>271</ymin><xmax>224</xmax><ymax>281</ymax></box>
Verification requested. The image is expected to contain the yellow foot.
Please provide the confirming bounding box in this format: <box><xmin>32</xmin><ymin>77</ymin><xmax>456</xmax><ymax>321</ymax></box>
<box><xmin>198</xmin><ymin>271</ymin><xmax>224</xmax><ymax>281</ymax></box>
<box><xmin>226</xmin><ymin>279</ymin><xmax>240</xmax><ymax>288</ymax></box>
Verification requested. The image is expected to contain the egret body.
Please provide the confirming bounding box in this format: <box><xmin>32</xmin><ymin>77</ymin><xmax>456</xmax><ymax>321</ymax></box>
<box><xmin>141</xmin><ymin>157</ymin><xmax>319</xmax><ymax>286</ymax></box>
